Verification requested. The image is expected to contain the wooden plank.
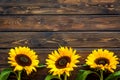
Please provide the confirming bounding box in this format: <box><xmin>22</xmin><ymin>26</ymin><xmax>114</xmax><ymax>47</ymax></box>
<box><xmin>0</xmin><ymin>0</ymin><xmax>117</xmax><ymax>4</ymax></box>
<box><xmin>0</xmin><ymin>32</ymin><xmax>120</xmax><ymax>48</ymax></box>
<box><xmin>0</xmin><ymin>0</ymin><xmax>120</xmax><ymax>14</ymax></box>
<box><xmin>0</xmin><ymin>15</ymin><xmax>120</xmax><ymax>31</ymax></box>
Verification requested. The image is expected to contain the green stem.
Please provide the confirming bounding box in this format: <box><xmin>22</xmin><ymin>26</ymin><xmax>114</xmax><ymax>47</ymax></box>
<box><xmin>58</xmin><ymin>76</ymin><xmax>62</xmax><ymax>80</ymax></box>
<box><xmin>17</xmin><ymin>71</ymin><xmax>22</xmax><ymax>80</ymax></box>
<box><xmin>100</xmin><ymin>70</ymin><xmax>103</xmax><ymax>80</ymax></box>
<box><xmin>64</xmin><ymin>74</ymin><xmax>67</xmax><ymax>80</ymax></box>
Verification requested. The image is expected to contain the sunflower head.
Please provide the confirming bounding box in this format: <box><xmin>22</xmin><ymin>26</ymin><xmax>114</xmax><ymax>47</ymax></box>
<box><xmin>46</xmin><ymin>46</ymin><xmax>80</xmax><ymax>77</ymax></box>
<box><xmin>86</xmin><ymin>49</ymin><xmax>119</xmax><ymax>72</ymax></box>
<box><xmin>8</xmin><ymin>46</ymin><xmax>39</xmax><ymax>75</ymax></box>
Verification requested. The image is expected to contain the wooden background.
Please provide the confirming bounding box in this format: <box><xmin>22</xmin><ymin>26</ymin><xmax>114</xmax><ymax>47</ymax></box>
<box><xmin>0</xmin><ymin>0</ymin><xmax>120</xmax><ymax>80</ymax></box>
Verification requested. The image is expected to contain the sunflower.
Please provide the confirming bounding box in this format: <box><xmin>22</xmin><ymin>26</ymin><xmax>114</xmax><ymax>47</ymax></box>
<box><xmin>8</xmin><ymin>46</ymin><xmax>39</xmax><ymax>75</ymax></box>
<box><xmin>46</xmin><ymin>46</ymin><xmax>80</xmax><ymax>77</ymax></box>
<box><xmin>86</xmin><ymin>49</ymin><xmax>119</xmax><ymax>72</ymax></box>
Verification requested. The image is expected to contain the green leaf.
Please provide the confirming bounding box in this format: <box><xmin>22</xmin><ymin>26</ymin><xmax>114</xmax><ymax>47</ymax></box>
<box><xmin>76</xmin><ymin>70</ymin><xmax>99</xmax><ymax>80</ymax></box>
<box><xmin>37</xmin><ymin>64</ymin><xmax>46</xmax><ymax>68</ymax></box>
<box><xmin>45</xmin><ymin>74</ymin><xmax>60</xmax><ymax>80</ymax></box>
<box><xmin>105</xmin><ymin>71</ymin><xmax>120</xmax><ymax>80</ymax></box>
<box><xmin>82</xmin><ymin>64</ymin><xmax>88</xmax><ymax>67</ymax></box>
<box><xmin>0</xmin><ymin>68</ymin><xmax>13</xmax><ymax>80</ymax></box>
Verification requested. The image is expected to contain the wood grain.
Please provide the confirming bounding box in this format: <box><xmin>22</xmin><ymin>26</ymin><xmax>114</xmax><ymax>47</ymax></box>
<box><xmin>0</xmin><ymin>32</ymin><xmax>120</xmax><ymax>48</ymax></box>
<box><xmin>0</xmin><ymin>0</ymin><xmax>120</xmax><ymax>80</ymax></box>
<box><xmin>0</xmin><ymin>32</ymin><xmax>119</xmax><ymax>48</ymax></box>
<box><xmin>0</xmin><ymin>0</ymin><xmax>117</xmax><ymax>3</ymax></box>
<box><xmin>0</xmin><ymin>15</ymin><xmax>120</xmax><ymax>31</ymax></box>
<box><xmin>0</xmin><ymin>0</ymin><xmax>119</xmax><ymax>14</ymax></box>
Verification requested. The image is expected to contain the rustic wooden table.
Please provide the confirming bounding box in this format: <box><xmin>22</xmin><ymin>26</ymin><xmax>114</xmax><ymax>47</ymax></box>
<box><xmin>0</xmin><ymin>0</ymin><xmax>120</xmax><ymax>80</ymax></box>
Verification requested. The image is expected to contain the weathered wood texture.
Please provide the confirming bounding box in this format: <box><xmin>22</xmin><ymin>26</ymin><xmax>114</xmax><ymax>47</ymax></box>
<box><xmin>0</xmin><ymin>0</ymin><xmax>120</xmax><ymax>14</ymax></box>
<box><xmin>0</xmin><ymin>0</ymin><xmax>120</xmax><ymax>80</ymax></box>
<box><xmin>0</xmin><ymin>32</ymin><xmax>119</xmax><ymax>48</ymax></box>
<box><xmin>0</xmin><ymin>15</ymin><xmax>120</xmax><ymax>31</ymax></box>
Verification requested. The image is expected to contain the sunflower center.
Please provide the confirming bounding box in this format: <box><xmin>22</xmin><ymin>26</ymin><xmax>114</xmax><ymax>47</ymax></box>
<box><xmin>95</xmin><ymin>57</ymin><xmax>109</xmax><ymax>65</ymax></box>
<box><xmin>15</xmin><ymin>54</ymin><xmax>32</xmax><ymax>66</ymax></box>
<box><xmin>55</xmin><ymin>56</ymin><xmax>71</xmax><ymax>69</ymax></box>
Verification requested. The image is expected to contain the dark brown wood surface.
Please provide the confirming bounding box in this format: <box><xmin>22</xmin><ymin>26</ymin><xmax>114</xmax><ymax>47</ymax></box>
<box><xmin>0</xmin><ymin>0</ymin><xmax>120</xmax><ymax>80</ymax></box>
<box><xmin>0</xmin><ymin>15</ymin><xmax>120</xmax><ymax>31</ymax></box>
<box><xmin>0</xmin><ymin>0</ymin><xmax>120</xmax><ymax>14</ymax></box>
<box><xmin>0</xmin><ymin>32</ymin><xmax>120</xmax><ymax>48</ymax></box>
